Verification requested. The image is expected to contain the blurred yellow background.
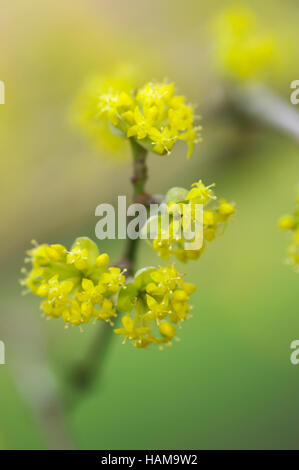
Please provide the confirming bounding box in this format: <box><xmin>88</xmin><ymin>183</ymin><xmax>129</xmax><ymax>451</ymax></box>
<box><xmin>1</xmin><ymin>0</ymin><xmax>299</xmax><ymax>449</ymax></box>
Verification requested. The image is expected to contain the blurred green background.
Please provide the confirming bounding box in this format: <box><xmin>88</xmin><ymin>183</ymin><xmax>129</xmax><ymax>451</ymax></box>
<box><xmin>1</xmin><ymin>0</ymin><xmax>299</xmax><ymax>450</ymax></box>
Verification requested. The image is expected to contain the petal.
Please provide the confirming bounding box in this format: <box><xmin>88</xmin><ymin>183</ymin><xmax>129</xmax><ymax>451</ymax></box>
<box><xmin>82</xmin><ymin>278</ymin><xmax>94</xmax><ymax>292</ymax></box>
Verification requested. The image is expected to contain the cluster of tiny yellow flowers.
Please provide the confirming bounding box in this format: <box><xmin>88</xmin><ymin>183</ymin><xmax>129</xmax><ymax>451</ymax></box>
<box><xmin>213</xmin><ymin>6</ymin><xmax>277</xmax><ymax>81</ymax></box>
<box><xmin>146</xmin><ymin>179</ymin><xmax>235</xmax><ymax>262</ymax></box>
<box><xmin>115</xmin><ymin>266</ymin><xmax>196</xmax><ymax>348</ymax></box>
<box><xmin>21</xmin><ymin>238</ymin><xmax>196</xmax><ymax>348</ymax></box>
<box><xmin>279</xmin><ymin>194</ymin><xmax>299</xmax><ymax>268</ymax></box>
<box><xmin>21</xmin><ymin>238</ymin><xmax>125</xmax><ymax>327</ymax></box>
<box><xmin>97</xmin><ymin>81</ymin><xmax>202</xmax><ymax>158</ymax></box>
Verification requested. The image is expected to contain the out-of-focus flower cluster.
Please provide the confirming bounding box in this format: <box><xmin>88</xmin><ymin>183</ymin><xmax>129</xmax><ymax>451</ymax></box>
<box><xmin>213</xmin><ymin>6</ymin><xmax>277</xmax><ymax>81</ymax></box>
<box><xmin>279</xmin><ymin>194</ymin><xmax>299</xmax><ymax>268</ymax></box>
<box><xmin>73</xmin><ymin>70</ymin><xmax>138</xmax><ymax>156</ymax></box>
<box><xmin>21</xmin><ymin>238</ymin><xmax>125</xmax><ymax>326</ymax></box>
<box><xmin>144</xmin><ymin>180</ymin><xmax>235</xmax><ymax>263</ymax></box>
<box><xmin>76</xmin><ymin>77</ymin><xmax>202</xmax><ymax>158</ymax></box>
<box><xmin>115</xmin><ymin>265</ymin><xmax>196</xmax><ymax>348</ymax></box>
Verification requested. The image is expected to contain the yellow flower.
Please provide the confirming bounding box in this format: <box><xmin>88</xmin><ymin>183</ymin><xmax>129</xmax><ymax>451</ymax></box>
<box><xmin>100</xmin><ymin>267</ymin><xmax>126</xmax><ymax>294</ymax></box>
<box><xmin>96</xmin><ymin>253</ymin><xmax>110</xmax><ymax>268</ymax></box>
<box><xmin>168</xmin><ymin>102</ymin><xmax>193</xmax><ymax>131</ymax></box>
<box><xmin>127</xmin><ymin>106</ymin><xmax>156</xmax><ymax>140</ymax></box>
<box><xmin>145</xmin><ymin>294</ymin><xmax>169</xmax><ymax>321</ymax></box>
<box><xmin>278</xmin><ymin>215</ymin><xmax>296</xmax><ymax>231</ymax></box>
<box><xmin>218</xmin><ymin>200</ymin><xmax>236</xmax><ymax>218</ymax></box>
<box><xmin>152</xmin><ymin>237</ymin><xmax>172</xmax><ymax>262</ymax></box>
<box><xmin>114</xmin><ymin>315</ymin><xmax>150</xmax><ymax>342</ymax></box>
<box><xmin>148</xmin><ymin>127</ymin><xmax>176</xmax><ymax>155</ymax></box>
<box><xmin>96</xmin><ymin>298</ymin><xmax>116</xmax><ymax>322</ymax></box>
<box><xmin>158</xmin><ymin>321</ymin><xmax>176</xmax><ymax>341</ymax></box>
<box><xmin>136</xmin><ymin>82</ymin><xmax>175</xmax><ymax>110</ymax></box>
<box><xmin>62</xmin><ymin>300</ymin><xmax>83</xmax><ymax>326</ymax></box>
<box><xmin>186</xmin><ymin>180</ymin><xmax>216</xmax><ymax>205</ymax></box>
<box><xmin>45</xmin><ymin>244</ymin><xmax>67</xmax><ymax>262</ymax></box>
<box><xmin>67</xmin><ymin>246</ymin><xmax>89</xmax><ymax>270</ymax></box>
<box><xmin>76</xmin><ymin>278</ymin><xmax>105</xmax><ymax>304</ymax></box>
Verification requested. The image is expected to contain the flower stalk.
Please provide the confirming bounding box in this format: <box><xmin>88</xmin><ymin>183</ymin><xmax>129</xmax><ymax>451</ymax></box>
<box><xmin>66</xmin><ymin>142</ymin><xmax>148</xmax><ymax>406</ymax></box>
<box><xmin>130</xmin><ymin>138</ymin><xmax>148</xmax><ymax>202</ymax></box>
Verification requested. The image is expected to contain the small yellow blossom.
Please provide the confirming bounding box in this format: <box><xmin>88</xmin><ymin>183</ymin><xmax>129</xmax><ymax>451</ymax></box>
<box><xmin>278</xmin><ymin>215</ymin><xmax>296</xmax><ymax>231</ymax></box>
<box><xmin>67</xmin><ymin>246</ymin><xmax>89</xmax><ymax>270</ymax></box>
<box><xmin>96</xmin><ymin>298</ymin><xmax>116</xmax><ymax>322</ymax></box>
<box><xmin>158</xmin><ymin>321</ymin><xmax>176</xmax><ymax>341</ymax></box>
<box><xmin>186</xmin><ymin>180</ymin><xmax>216</xmax><ymax>205</ymax></box>
<box><xmin>100</xmin><ymin>267</ymin><xmax>126</xmax><ymax>294</ymax></box>
<box><xmin>77</xmin><ymin>278</ymin><xmax>105</xmax><ymax>305</ymax></box>
<box><xmin>96</xmin><ymin>253</ymin><xmax>110</xmax><ymax>268</ymax></box>
<box><xmin>127</xmin><ymin>106</ymin><xmax>157</xmax><ymax>140</ymax></box>
<box><xmin>114</xmin><ymin>315</ymin><xmax>150</xmax><ymax>343</ymax></box>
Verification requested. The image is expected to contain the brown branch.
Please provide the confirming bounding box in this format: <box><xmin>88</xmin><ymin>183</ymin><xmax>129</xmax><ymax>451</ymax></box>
<box><xmin>66</xmin><ymin>141</ymin><xmax>148</xmax><ymax>409</ymax></box>
<box><xmin>229</xmin><ymin>84</ymin><xmax>299</xmax><ymax>142</ymax></box>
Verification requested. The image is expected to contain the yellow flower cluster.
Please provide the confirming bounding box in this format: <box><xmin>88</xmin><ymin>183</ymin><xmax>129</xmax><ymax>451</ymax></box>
<box><xmin>22</xmin><ymin>239</ymin><xmax>196</xmax><ymax>347</ymax></box>
<box><xmin>146</xmin><ymin>180</ymin><xmax>235</xmax><ymax>262</ymax></box>
<box><xmin>213</xmin><ymin>6</ymin><xmax>277</xmax><ymax>81</ymax></box>
<box><xmin>97</xmin><ymin>81</ymin><xmax>201</xmax><ymax>158</ymax></box>
<box><xmin>21</xmin><ymin>238</ymin><xmax>125</xmax><ymax>326</ymax></box>
<box><xmin>115</xmin><ymin>266</ymin><xmax>196</xmax><ymax>348</ymax></box>
<box><xmin>279</xmin><ymin>195</ymin><xmax>299</xmax><ymax>267</ymax></box>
